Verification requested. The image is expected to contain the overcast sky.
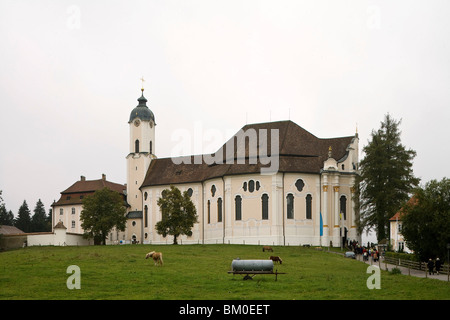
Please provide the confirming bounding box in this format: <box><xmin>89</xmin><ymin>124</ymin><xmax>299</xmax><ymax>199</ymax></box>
<box><xmin>1</xmin><ymin>0</ymin><xmax>449</xmax><ymax>231</ymax></box>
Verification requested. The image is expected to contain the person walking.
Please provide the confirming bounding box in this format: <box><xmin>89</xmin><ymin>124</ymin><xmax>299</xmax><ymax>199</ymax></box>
<box><xmin>435</xmin><ymin>258</ymin><xmax>442</xmax><ymax>275</ymax></box>
<box><xmin>427</xmin><ymin>258</ymin><xmax>435</xmax><ymax>275</ymax></box>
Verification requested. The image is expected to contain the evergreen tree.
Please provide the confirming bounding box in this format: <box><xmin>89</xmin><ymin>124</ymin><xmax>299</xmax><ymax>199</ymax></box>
<box><xmin>15</xmin><ymin>200</ymin><xmax>32</xmax><ymax>233</ymax></box>
<box><xmin>80</xmin><ymin>187</ymin><xmax>127</xmax><ymax>245</ymax></box>
<box><xmin>31</xmin><ymin>199</ymin><xmax>49</xmax><ymax>232</ymax></box>
<box><xmin>354</xmin><ymin>114</ymin><xmax>419</xmax><ymax>241</ymax></box>
<box><xmin>0</xmin><ymin>191</ymin><xmax>15</xmax><ymax>226</ymax></box>
<box><xmin>156</xmin><ymin>185</ymin><xmax>198</xmax><ymax>244</ymax></box>
<box><xmin>0</xmin><ymin>205</ymin><xmax>15</xmax><ymax>226</ymax></box>
<box><xmin>46</xmin><ymin>208</ymin><xmax>53</xmax><ymax>231</ymax></box>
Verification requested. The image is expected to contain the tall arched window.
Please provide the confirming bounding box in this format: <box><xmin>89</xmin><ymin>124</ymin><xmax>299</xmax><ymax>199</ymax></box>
<box><xmin>340</xmin><ymin>195</ymin><xmax>347</xmax><ymax>220</ymax></box>
<box><xmin>144</xmin><ymin>205</ymin><xmax>148</xmax><ymax>228</ymax></box>
<box><xmin>207</xmin><ymin>200</ymin><xmax>211</xmax><ymax>224</ymax></box>
<box><xmin>135</xmin><ymin>139</ymin><xmax>140</xmax><ymax>153</ymax></box>
<box><xmin>235</xmin><ymin>195</ymin><xmax>242</xmax><ymax>220</ymax></box>
<box><xmin>286</xmin><ymin>193</ymin><xmax>294</xmax><ymax>219</ymax></box>
<box><xmin>306</xmin><ymin>194</ymin><xmax>312</xmax><ymax>219</ymax></box>
<box><xmin>261</xmin><ymin>194</ymin><xmax>269</xmax><ymax>220</ymax></box>
<box><xmin>217</xmin><ymin>198</ymin><xmax>223</xmax><ymax>222</ymax></box>
<box><xmin>150</xmin><ymin>141</ymin><xmax>153</xmax><ymax>154</ymax></box>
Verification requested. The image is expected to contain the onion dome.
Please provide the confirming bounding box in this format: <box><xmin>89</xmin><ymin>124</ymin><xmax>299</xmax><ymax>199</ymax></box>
<box><xmin>129</xmin><ymin>89</ymin><xmax>155</xmax><ymax>123</ymax></box>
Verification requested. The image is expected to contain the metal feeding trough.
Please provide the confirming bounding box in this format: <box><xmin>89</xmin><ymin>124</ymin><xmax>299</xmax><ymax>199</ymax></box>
<box><xmin>228</xmin><ymin>259</ymin><xmax>285</xmax><ymax>281</ymax></box>
<box><xmin>232</xmin><ymin>259</ymin><xmax>274</xmax><ymax>272</ymax></box>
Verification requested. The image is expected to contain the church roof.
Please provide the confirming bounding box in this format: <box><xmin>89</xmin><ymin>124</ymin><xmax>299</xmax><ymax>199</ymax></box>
<box><xmin>141</xmin><ymin>120</ymin><xmax>355</xmax><ymax>187</ymax></box>
<box><xmin>53</xmin><ymin>175</ymin><xmax>126</xmax><ymax>206</ymax></box>
<box><xmin>129</xmin><ymin>90</ymin><xmax>155</xmax><ymax>123</ymax></box>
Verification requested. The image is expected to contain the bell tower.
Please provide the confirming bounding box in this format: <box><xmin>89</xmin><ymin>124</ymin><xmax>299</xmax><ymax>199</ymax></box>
<box><xmin>126</xmin><ymin>83</ymin><xmax>156</xmax><ymax>214</ymax></box>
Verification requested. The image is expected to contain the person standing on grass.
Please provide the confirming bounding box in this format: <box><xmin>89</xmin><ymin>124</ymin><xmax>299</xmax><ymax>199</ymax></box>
<box><xmin>435</xmin><ymin>258</ymin><xmax>442</xmax><ymax>275</ymax></box>
<box><xmin>427</xmin><ymin>258</ymin><xmax>435</xmax><ymax>275</ymax></box>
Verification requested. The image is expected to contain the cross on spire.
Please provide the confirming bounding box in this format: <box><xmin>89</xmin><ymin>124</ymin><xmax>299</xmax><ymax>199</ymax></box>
<box><xmin>140</xmin><ymin>76</ymin><xmax>145</xmax><ymax>92</ymax></box>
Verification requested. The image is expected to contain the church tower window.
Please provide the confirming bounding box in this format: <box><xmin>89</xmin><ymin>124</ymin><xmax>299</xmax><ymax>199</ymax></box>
<box><xmin>135</xmin><ymin>139</ymin><xmax>140</xmax><ymax>153</ymax></box>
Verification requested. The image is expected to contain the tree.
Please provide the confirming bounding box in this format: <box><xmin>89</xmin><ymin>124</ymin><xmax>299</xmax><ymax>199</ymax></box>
<box><xmin>15</xmin><ymin>200</ymin><xmax>32</xmax><ymax>233</ymax></box>
<box><xmin>80</xmin><ymin>187</ymin><xmax>127</xmax><ymax>245</ymax></box>
<box><xmin>354</xmin><ymin>114</ymin><xmax>419</xmax><ymax>241</ymax></box>
<box><xmin>401</xmin><ymin>178</ymin><xmax>450</xmax><ymax>261</ymax></box>
<box><xmin>0</xmin><ymin>205</ymin><xmax>14</xmax><ymax>226</ymax></box>
<box><xmin>31</xmin><ymin>199</ymin><xmax>49</xmax><ymax>232</ymax></box>
<box><xmin>156</xmin><ymin>185</ymin><xmax>198</xmax><ymax>244</ymax></box>
<box><xmin>46</xmin><ymin>208</ymin><xmax>53</xmax><ymax>231</ymax></box>
<box><xmin>0</xmin><ymin>190</ymin><xmax>14</xmax><ymax>226</ymax></box>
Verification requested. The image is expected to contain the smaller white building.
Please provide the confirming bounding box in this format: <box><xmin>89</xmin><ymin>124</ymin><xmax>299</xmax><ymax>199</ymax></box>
<box><xmin>51</xmin><ymin>174</ymin><xmax>129</xmax><ymax>244</ymax></box>
<box><xmin>389</xmin><ymin>197</ymin><xmax>415</xmax><ymax>253</ymax></box>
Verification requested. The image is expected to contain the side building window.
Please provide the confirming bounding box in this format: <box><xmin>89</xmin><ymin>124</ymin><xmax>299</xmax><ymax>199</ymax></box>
<box><xmin>286</xmin><ymin>193</ymin><xmax>294</xmax><ymax>219</ymax></box>
<box><xmin>306</xmin><ymin>194</ymin><xmax>312</xmax><ymax>219</ymax></box>
<box><xmin>235</xmin><ymin>195</ymin><xmax>242</xmax><ymax>221</ymax></box>
<box><xmin>261</xmin><ymin>194</ymin><xmax>269</xmax><ymax>220</ymax></box>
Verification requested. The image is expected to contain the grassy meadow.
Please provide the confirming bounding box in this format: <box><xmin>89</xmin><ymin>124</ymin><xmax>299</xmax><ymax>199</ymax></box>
<box><xmin>0</xmin><ymin>244</ymin><xmax>449</xmax><ymax>300</ymax></box>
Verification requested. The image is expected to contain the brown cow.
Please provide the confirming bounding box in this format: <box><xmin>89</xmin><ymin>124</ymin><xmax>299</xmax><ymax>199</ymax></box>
<box><xmin>145</xmin><ymin>251</ymin><xmax>164</xmax><ymax>266</ymax></box>
<box><xmin>262</xmin><ymin>246</ymin><xmax>273</xmax><ymax>252</ymax></box>
<box><xmin>269</xmin><ymin>256</ymin><xmax>283</xmax><ymax>264</ymax></box>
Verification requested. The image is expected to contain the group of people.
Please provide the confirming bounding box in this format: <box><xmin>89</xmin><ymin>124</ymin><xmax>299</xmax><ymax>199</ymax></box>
<box><xmin>349</xmin><ymin>240</ymin><xmax>380</xmax><ymax>262</ymax></box>
<box><xmin>427</xmin><ymin>257</ymin><xmax>443</xmax><ymax>275</ymax></box>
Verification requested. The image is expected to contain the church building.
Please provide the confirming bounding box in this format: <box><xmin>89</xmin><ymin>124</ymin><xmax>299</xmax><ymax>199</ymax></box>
<box><xmin>127</xmin><ymin>88</ymin><xmax>361</xmax><ymax>247</ymax></box>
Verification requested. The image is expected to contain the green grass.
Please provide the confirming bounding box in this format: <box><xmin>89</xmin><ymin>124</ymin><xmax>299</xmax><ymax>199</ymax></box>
<box><xmin>0</xmin><ymin>244</ymin><xmax>448</xmax><ymax>300</ymax></box>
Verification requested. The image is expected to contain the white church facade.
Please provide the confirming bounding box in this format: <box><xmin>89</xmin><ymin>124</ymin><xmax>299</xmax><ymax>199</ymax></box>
<box><xmin>126</xmin><ymin>88</ymin><xmax>361</xmax><ymax>247</ymax></box>
<box><xmin>49</xmin><ymin>88</ymin><xmax>360</xmax><ymax>247</ymax></box>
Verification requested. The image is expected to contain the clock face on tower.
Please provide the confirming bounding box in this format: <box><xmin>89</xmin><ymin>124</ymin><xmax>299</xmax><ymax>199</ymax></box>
<box><xmin>134</xmin><ymin>119</ymin><xmax>140</xmax><ymax>127</ymax></box>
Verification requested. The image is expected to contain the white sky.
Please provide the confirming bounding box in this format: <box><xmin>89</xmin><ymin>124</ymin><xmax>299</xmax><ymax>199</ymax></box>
<box><xmin>1</xmin><ymin>0</ymin><xmax>449</xmax><ymax>232</ymax></box>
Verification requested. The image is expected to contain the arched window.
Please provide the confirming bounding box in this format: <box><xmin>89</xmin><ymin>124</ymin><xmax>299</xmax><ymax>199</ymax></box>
<box><xmin>235</xmin><ymin>195</ymin><xmax>242</xmax><ymax>220</ymax></box>
<box><xmin>217</xmin><ymin>198</ymin><xmax>223</xmax><ymax>222</ymax></box>
<box><xmin>261</xmin><ymin>194</ymin><xmax>269</xmax><ymax>220</ymax></box>
<box><xmin>207</xmin><ymin>200</ymin><xmax>211</xmax><ymax>224</ymax></box>
<box><xmin>286</xmin><ymin>193</ymin><xmax>294</xmax><ymax>219</ymax></box>
<box><xmin>306</xmin><ymin>194</ymin><xmax>312</xmax><ymax>219</ymax></box>
<box><xmin>248</xmin><ymin>180</ymin><xmax>255</xmax><ymax>192</ymax></box>
<box><xmin>144</xmin><ymin>205</ymin><xmax>148</xmax><ymax>228</ymax></box>
<box><xmin>150</xmin><ymin>141</ymin><xmax>153</xmax><ymax>154</ymax></box>
<box><xmin>135</xmin><ymin>139</ymin><xmax>140</xmax><ymax>153</ymax></box>
<box><xmin>340</xmin><ymin>195</ymin><xmax>347</xmax><ymax>220</ymax></box>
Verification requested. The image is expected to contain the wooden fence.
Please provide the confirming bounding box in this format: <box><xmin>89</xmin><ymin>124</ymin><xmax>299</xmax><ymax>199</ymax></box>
<box><xmin>380</xmin><ymin>256</ymin><xmax>449</xmax><ymax>279</ymax></box>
